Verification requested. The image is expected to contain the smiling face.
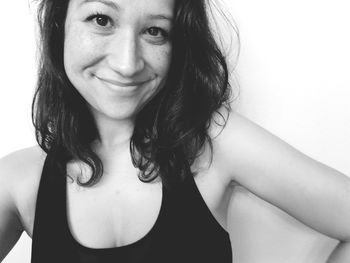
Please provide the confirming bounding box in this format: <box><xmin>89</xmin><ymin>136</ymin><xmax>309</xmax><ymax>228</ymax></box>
<box><xmin>64</xmin><ymin>0</ymin><xmax>174</xmax><ymax>123</ymax></box>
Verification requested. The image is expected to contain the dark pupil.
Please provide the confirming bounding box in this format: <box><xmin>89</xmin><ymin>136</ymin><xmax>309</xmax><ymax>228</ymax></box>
<box><xmin>149</xmin><ymin>28</ymin><xmax>159</xmax><ymax>36</ymax></box>
<box><xmin>96</xmin><ymin>16</ymin><xmax>108</xmax><ymax>26</ymax></box>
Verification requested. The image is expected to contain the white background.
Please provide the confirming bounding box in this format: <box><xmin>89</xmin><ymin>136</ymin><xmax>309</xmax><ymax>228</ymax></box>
<box><xmin>1</xmin><ymin>0</ymin><xmax>349</xmax><ymax>262</ymax></box>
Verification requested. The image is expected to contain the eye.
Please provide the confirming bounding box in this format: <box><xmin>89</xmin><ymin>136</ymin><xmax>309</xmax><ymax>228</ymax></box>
<box><xmin>95</xmin><ymin>15</ymin><xmax>109</xmax><ymax>26</ymax></box>
<box><xmin>146</xmin><ymin>27</ymin><xmax>168</xmax><ymax>38</ymax></box>
<box><xmin>87</xmin><ymin>13</ymin><xmax>113</xmax><ymax>28</ymax></box>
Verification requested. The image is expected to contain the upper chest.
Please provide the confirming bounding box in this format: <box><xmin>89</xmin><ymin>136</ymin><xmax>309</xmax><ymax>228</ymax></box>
<box><xmin>20</xmin><ymin>159</ymin><xmax>233</xmax><ymax>249</ymax></box>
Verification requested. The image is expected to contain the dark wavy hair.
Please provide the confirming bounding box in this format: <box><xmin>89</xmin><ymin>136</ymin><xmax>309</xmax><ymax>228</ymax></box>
<box><xmin>32</xmin><ymin>0</ymin><xmax>238</xmax><ymax>189</ymax></box>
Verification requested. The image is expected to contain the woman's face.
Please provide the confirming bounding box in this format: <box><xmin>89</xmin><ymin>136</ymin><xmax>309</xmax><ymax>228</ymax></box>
<box><xmin>64</xmin><ymin>0</ymin><xmax>174</xmax><ymax>121</ymax></box>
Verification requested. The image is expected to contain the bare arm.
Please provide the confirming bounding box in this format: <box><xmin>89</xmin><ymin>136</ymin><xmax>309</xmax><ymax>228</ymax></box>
<box><xmin>0</xmin><ymin>155</ymin><xmax>24</xmax><ymax>261</ymax></box>
<box><xmin>327</xmin><ymin>242</ymin><xmax>350</xmax><ymax>263</ymax></box>
<box><xmin>212</xmin><ymin>111</ymin><xmax>350</xmax><ymax>259</ymax></box>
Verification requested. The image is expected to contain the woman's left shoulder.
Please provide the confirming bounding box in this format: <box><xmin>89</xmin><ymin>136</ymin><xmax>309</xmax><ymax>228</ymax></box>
<box><xmin>208</xmin><ymin>108</ymin><xmax>319</xmax><ymax>182</ymax></box>
<box><xmin>207</xmin><ymin>109</ymin><xmax>274</xmax><ymax>184</ymax></box>
<box><xmin>208</xmin><ymin>109</ymin><xmax>350</xmax><ymax>243</ymax></box>
<box><xmin>208</xmin><ymin>108</ymin><xmax>350</xmax><ymax>191</ymax></box>
<box><xmin>209</xmin><ymin>108</ymin><xmax>268</xmax><ymax>145</ymax></box>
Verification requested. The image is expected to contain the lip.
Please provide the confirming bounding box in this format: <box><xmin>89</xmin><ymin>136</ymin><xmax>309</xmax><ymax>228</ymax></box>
<box><xmin>95</xmin><ymin>76</ymin><xmax>150</xmax><ymax>87</ymax></box>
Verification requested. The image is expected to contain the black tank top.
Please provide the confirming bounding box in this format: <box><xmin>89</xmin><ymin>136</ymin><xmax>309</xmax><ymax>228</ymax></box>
<box><xmin>31</xmin><ymin>154</ymin><xmax>232</xmax><ymax>263</ymax></box>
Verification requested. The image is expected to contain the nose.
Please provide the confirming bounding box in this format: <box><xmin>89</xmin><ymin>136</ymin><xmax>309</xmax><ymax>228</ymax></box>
<box><xmin>106</xmin><ymin>30</ymin><xmax>145</xmax><ymax>78</ymax></box>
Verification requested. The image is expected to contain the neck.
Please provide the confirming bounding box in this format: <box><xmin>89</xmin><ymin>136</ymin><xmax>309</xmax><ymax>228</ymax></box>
<box><xmin>90</xmin><ymin>113</ymin><xmax>137</xmax><ymax>176</ymax></box>
<box><xmin>92</xmin><ymin>113</ymin><xmax>135</xmax><ymax>155</ymax></box>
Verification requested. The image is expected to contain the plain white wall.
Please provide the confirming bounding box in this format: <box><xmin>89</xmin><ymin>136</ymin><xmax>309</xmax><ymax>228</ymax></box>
<box><xmin>0</xmin><ymin>2</ymin><xmax>36</xmax><ymax>263</ymax></box>
<box><xmin>224</xmin><ymin>0</ymin><xmax>350</xmax><ymax>262</ymax></box>
<box><xmin>1</xmin><ymin>1</ymin><xmax>349</xmax><ymax>262</ymax></box>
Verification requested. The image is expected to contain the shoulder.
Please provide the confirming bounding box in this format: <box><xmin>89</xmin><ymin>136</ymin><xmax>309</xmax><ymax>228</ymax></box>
<box><xmin>209</xmin><ymin>110</ymin><xmax>350</xmax><ymax>242</ymax></box>
<box><xmin>0</xmin><ymin>146</ymin><xmax>46</xmax><ymax>188</ymax></box>
<box><xmin>193</xmin><ymin>109</ymin><xmax>267</xmax><ymax>185</ymax></box>
<box><xmin>0</xmin><ymin>146</ymin><xmax>46</xmax><ymax>236</ymax></box>
<box><xmin>208</xmin><ymin>107</ymin><xmax>348</xmax><ymax>198</ymax></box>
<box><xmin>207</xmin><ymin>109</ymin><xmax>263</xmax><ymax>177</ymax></box>
<box><xmin>207</xmin><ymin>108</ymin><xmax>301</xmax><ymax>186</ymax></box>
<box><xmin>209</xmin><ymin>108</ymin><xmax>270</xmax><ymax>146</ymax></box>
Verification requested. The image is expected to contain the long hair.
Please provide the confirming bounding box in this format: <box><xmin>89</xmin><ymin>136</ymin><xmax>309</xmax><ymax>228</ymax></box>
<box><xmin>32</xmin><ymin>0</ymin><xmax>238</xmax><ymax>189</ymax></box>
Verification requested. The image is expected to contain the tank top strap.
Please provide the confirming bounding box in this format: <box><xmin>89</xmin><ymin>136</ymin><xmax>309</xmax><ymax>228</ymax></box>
<box><xmin>31</xmin><ymin>153</ymin><xmax>79</xmax><ymax>262</ymax></box>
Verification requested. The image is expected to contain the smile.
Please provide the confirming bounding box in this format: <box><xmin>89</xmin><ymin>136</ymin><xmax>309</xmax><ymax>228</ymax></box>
<box><xmin>95</xmin><ymin>76</ymin><xmax>151</xmax><ymax>88</ymax></box>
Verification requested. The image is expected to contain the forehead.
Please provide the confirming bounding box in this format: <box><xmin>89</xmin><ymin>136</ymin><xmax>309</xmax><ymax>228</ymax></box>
<box><xmin>70</xmin><ymin>0</ymin><xmax>175</xmax><ymax>17</ymax></box>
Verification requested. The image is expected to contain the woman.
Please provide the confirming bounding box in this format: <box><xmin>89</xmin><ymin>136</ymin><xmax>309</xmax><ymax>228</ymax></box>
<box><xmin>0</xmin><ymin>0</ymin><xmax>349</xmax><ymax>262</ymax></box>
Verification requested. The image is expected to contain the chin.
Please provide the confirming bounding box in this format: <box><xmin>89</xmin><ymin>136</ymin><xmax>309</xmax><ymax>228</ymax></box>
<box><xmin>92</xmin><ymin>104</ymin><xmax>140</xmax><ymax>122</ymax></box>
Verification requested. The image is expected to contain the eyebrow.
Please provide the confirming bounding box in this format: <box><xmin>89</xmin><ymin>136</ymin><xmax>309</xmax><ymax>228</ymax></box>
<box><xmin>80</xmin><ymin>0</ymin><xmax>120</xmax><ymax>11</ymax></box>
<box><xmin>148</xmin><ymin>14</ymin><xmax>173</xmax><ymax>22</ymax></box>
<box><xmin>80</xmin><ymin>0</ymin><xmax>173</xmax><ymax>22</ymax></box>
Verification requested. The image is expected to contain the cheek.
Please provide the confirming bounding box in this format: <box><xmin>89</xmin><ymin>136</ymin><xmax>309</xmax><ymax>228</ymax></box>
<box><xmin>153</xmin><ymin>46</ymin><xmax>172</xmax><ymax>77</ymax></box>
<box><xmin>63</xmin><ymin>29</ymin><xmax>101</xmax><ymax>105</ymax></box>
<box><xmin>64</xmin><ymin>25</ymin><xmax>101</xmax><ymax>77</ymax></box>
<box><xmin>162</xmin><ymin>48</ymin><xmax>172</xmax><ymax>68</ymax></box>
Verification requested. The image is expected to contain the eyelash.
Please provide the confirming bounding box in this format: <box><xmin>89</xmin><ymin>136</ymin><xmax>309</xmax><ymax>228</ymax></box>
<box><xmin>86</xmin><ymin>12</ymin><xmax>170</xmax><ymax>41</ymax></box>
<box><xmin>86</xmin><ymin>12</ymin><xmax>113</xmax><ymax>28</ymax></box>
<box><xmin>146</xmin><ymin>27</ymin><xmax>169</xmax><ymax>39</ymax></box>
